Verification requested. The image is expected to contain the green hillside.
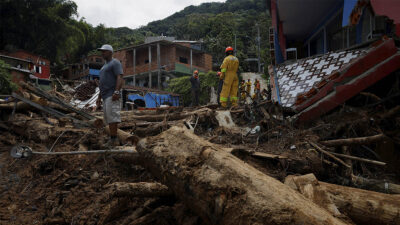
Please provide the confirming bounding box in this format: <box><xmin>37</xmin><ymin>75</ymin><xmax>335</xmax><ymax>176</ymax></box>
<box><xmin>0</xmin><ymin>0</ymin><xmax>270</xmax><ymax>72</ymax></box>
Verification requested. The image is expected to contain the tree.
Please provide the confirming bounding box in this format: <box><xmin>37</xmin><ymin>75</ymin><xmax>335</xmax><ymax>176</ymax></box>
<box><xmin>0</xmin><ymin>60</ymin><xmax>17</xmax><ymax>95</ymax></box>
<box><xmin>167</xmin><ymin>71</ymin><xmax>219</xmax><ymax>106</ymax></box>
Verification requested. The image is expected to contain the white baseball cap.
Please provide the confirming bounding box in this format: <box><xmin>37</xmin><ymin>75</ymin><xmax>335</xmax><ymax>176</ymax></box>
<box><xmin>97</xmin><ymin>44</ymin><xmax>113</xmax><ymax>53</ymax></box>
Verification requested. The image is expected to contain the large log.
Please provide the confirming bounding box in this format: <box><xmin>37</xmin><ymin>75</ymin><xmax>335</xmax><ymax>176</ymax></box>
<box><xmin>136</xmin><ymin>126</ymin><xmax>349</xmax><ymax>225</ymax></box>
<box><xmin>285</xmin><ymin>174</ymin><xmax>400</xmax><ymax>225</ymax></box>
<box><xmin>120</xmin><ymin>108</ymin><xmax>214</xmax><ymax>122</ymax></box>
<box><xmin>351</xmin><ymin>175</ymin><xmax>400</xmax><ymax>194</ymax></box>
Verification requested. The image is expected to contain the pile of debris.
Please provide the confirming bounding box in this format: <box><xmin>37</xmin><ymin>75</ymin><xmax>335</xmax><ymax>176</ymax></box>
<box><xmin>74</xmin><ymin>80</ymin><xmax>98</xmax><ymax>101</ymax></box>
<box><xmin>0</xmin><ymin>77</ymin><xmax>399</xmax><ymax>224</ymax></box>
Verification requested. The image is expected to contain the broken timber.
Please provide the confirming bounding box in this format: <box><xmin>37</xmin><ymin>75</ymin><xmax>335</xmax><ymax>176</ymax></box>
<box><xmin>285</xmin><ymin>174</ymin><xmax>400</xmax><ymax>225</ymax></box>
<box><xmin>136</xmin><ymin>126</ymin><xmax>349</xmax><ymax>225</ymax></box>
<box><xmin>107</xmin><ymin>182</ymin><xmax>172</xmax><ymax>198</ymax></box>
<box><xmin>320</xmin><ymin>134</ymin><xmax>386</xmax><ymax>146</ymax></box>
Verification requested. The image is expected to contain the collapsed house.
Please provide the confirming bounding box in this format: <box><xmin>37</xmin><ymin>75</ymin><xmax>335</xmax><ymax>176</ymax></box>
<box><xmin>61</xmin><ymin>54</ymin><xmax>105</xmax><ymax>81</ymax></box>
<box><xmin>267</xmin><ymin>0</ymin><xmax>400</xmax><ymax>122</ymax></box>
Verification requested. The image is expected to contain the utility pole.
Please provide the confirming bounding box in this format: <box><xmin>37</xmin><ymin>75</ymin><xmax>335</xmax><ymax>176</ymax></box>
<box><xmin>256</xmin><ymin>23</ymin><xmax>261</xmax><ymax>73</ymax></box>
<box><xmin>234</xmin><ymin>34</ymin><xmax>237</xmax><ymax>56</ymax></box>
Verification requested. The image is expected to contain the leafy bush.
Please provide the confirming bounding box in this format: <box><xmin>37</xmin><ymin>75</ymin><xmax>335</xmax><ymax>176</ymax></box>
<box><xmin>0</xmin><ymin>60</ymin><xmax>18</xmax><ymax>94</ymax></box>
<box><xmin>167</xmin><ymin>71</ymin><xmax>219</xmax><ymax>106</ymax></box>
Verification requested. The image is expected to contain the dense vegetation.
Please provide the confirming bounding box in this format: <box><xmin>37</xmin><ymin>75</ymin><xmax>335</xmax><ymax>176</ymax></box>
<box><xmin>0</xmin><ymin>0</ymin><xmax>270</xmax><ymax>73</ymax></box>
<box><xmin>167</xmin><ymin>71</ymin><xmax>220</xmax><ymax>106</ymax></box>
<box><xmin>0</xmin><ymin>60</ymin><xmax>17</xmax><ymax>94</ymax></box>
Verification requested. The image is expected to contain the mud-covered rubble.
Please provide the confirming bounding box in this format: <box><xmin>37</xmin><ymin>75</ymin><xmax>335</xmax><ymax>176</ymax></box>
<box><xmin>0</xmin><ymin>79</ymin><xmax>399</xmax><ymax>224</ymax></box>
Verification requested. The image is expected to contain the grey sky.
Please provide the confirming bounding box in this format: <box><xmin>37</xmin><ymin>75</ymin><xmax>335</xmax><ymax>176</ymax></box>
<box><xmin>74</xmin><ymin>0</ymin><xmax>225</xmax><ymax>29</ymax></box>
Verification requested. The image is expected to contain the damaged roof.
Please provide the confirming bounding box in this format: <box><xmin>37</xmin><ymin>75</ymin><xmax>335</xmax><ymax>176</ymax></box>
<box><xmin>276</xmin><ymin>48</ymin><xmax>366</xmax><ymax>107</ymax></box>
<box><xmin>273</xmin><ymin>38</ymin><xmax>400</xmax><ymax>122</ymax></box>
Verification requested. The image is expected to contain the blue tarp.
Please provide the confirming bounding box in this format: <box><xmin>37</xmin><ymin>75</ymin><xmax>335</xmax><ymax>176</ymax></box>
<box><xmin>89</xmin><ymin>69</ymin><xmax>100</xmax><ymax>77</ymax></box>
<box><xmin>342</xmin><ymin>0</ymin><xmax>358</xmax><ymax>27</ymax></box>
<box><xmin>128</xmin><ymin>94</ymin><xmax>145</xmax><ymax>102</ymax></box>
<box><xmin>145</xmin><ymin>93</ymin><xmax>179</xmax><ymax>108</ymax></box>
<box><xmin>128</xmin><ymin>93</ymin><xmax>179</xmax><ymax>108</ymax></box>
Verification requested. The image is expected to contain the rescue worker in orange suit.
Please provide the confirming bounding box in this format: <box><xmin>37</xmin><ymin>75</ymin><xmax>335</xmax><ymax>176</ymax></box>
<box><xmin>219</xmin><ymin>46</ymin><xmax>239</xmax><ymax>108</ymax></box>
<box><xmin>190</xmin><ymin>70</ymin><xmax>200</xmax><ymax>106</ymax></box>
<box><xmin>245</xmin><ymin>79</ymin><xmax>252</xmax><ymax>97</ymax></box>
<box><xmin>216</xmin><ymin>72</ymin><xmax>224</xmax><ymax>105</ymax></box>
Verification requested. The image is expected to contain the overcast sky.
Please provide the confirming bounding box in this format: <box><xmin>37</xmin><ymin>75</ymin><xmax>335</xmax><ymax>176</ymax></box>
<box><xmin>74</xmin><ymin>0</ymin><xmax>225</xmax><ymax>29</ymax></box>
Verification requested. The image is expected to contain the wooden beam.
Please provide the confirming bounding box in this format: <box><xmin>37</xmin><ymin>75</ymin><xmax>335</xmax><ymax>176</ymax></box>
<box><xmin>11</xmin><ymin>93</ymin><xmax>85</xmax><ymax>125</ymax></box>
<box><xmin>308</xmin><ymin>141</ymin><xmax>351</xmax><ymax>168</ymax></box>
<box><xmin>106</xmin><ymin>182</ymin><xmax>172</xmax><ymax>198</ymax></box>
<box><xmin>330</xmin><ymin>151</ymin><xmax>386</xmax><ymax>166</ymax></box>
<box><xmin>285</xmin><ymin>174</ymin><xmax>400</xmax><ymax>225</ymax></box>
<box><xmin>148</xmin><ymin>45</ymin><xmax>152</xmax><ymax>88</ymax></box>
<box><xmin>320</xmin><ymin>134</ymin><xmax>386</xmax><ymax>146</ymax></box>
<box><xmin>133</xmin><ymin>48</ymin><xmax>136</xmax><ymax>75</ymax></box>
<box><xmin>190</xmin><ymin>48</ymin><xmax>193</xmax><ymax>73</ymax></box>
<box><xmin>157</xmin><ymin>43</ymin><xmax>161</xmax><ymax>89</ymax></box>
<box><xmin>19</xmin><ymin>82</ymin><xmax>94</xmax><ymax>120</ymax></box>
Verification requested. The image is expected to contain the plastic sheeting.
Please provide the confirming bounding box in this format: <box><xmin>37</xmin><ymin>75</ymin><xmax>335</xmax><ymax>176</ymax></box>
<box><xmin>128</xmin><ymin>93</ymin><xmax>179</xmax><ymax>108</ymax></box>
<box><xmin>144</xmin><ymin>93</ymin><xmax>179</xmax><ymax>108</ymax></box>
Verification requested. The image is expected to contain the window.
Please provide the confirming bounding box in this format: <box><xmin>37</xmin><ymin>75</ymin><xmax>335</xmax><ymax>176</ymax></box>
<box><xmin>95</xmin><ymin>58</ymin><xmax>102</xmax><ymax>63</ymax></box>
<box><xmin>309</xmin><ymin>31</ymin><xmax>324</xmax><ymax>56</ymax></box>
<box><xmin>145</xmin><ymin>59</ymin><xmax>149</xmax><ymax>64</ymax></box>
<box><xmin>179</xmin><ymin>57</ymin><xmax>188</xmax><ymax>64</ymax></box>
<box><xmin>35</xmin><ymin>65</ymin><xmax>41</xmax><ymax>73</ymax></box>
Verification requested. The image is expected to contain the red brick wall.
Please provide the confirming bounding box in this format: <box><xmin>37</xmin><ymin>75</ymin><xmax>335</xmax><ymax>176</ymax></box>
<box><xmin>8</xmin><ymin>50</ymin><xmax>50</xmax><ymax>79</ymax></box>
<box><xmin>204</xmin><ymin>53</ymin><xmax>212</xmax><ymax>71</ymax></box>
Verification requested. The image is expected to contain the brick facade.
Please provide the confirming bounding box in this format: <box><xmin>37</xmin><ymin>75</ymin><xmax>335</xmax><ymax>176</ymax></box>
<box><xmin>115</xmin><ymin>41</ymin><xmax>212</xmax><ymax>77</ymax></box>
<box><xmin>7</xmin><ymin>50</ymin><xmax>50</xmax><ymax>79</ymax></box>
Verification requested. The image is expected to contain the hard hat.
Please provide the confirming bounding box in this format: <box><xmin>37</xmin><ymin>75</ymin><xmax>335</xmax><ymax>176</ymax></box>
<box><xmin>225</xmin><ymin>46</ymin><xmax>234</xmax><ymax>53</ymax></box>
<box><xmin>194</xmin><ymin>70</ymin><xmax>199</xmax><ymax>74</ymax></box>
<box><xmin>97</xmin><ymin>44</ymin><xmax>113</xmax><ymax>53</ymax></box>
<box><xmin>217</xmin><ymin>72</ymin><xmax>222</xmax><ymax>76</ymax></box>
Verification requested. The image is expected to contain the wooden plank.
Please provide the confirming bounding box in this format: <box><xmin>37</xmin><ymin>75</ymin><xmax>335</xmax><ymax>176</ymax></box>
<box><xmin>12</xmin><ymin>93</ymin><xmax>87</xmax><ymax>126</ymax></box>
<box><xmin>320</xmin><ymin>134</ymin><xmax>386</xmax><ymax>146</ymax></box>
<box><xmin>308</xmin><ymin>141</ymin><xmax>351</xmax><ymax>168</ymax></box>
<box><xmin>252</xmin><ymin>152</ymin><xmax>287</xmax><ymax>160</ymax></box>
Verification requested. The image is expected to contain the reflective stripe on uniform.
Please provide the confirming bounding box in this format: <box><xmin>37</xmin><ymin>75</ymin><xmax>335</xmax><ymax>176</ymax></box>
<box><xmin>221</xmin><ymin>68</ymin><xmax>227</xmax><ymax>73</ymax></box>
<box><xmin>231</xmin><ymin>96</ymin><xmax>238</xmax><ymax>100</ymax></box>
<box><xmin>220</xmin><ymin>97</ymin><xmax>228</xmax><ymax>102</ymax></box>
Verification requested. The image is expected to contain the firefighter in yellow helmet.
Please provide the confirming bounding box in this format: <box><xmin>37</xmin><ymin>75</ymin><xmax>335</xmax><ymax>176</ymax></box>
<box><xmin>245</xmin><ymin>79</ymin><xmax>252</xmax><ymax>97</ymax></box>
<box><xmin>219</xmin><ymin>46</ymin><xmax>239</xmax><ymax>107</ymax></box>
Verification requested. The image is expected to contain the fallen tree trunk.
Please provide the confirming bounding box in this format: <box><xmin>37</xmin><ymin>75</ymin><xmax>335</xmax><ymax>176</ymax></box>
<box><xmin>136</xmin><ymin>126</ymin><xmax>349</xmax><ymax>225</ymax></box>
<box><xmin>351</xmin><ymin>175</ymin><xmax>400</xmax><ymax>194</ymax></box>
<box><xmin>7</xmin><ymin>114</ymin><xmax>91</xmax><ymax>143</ymax></box>
<box><xmin>106</xmin><ymin>182</ymin><xmax>172</xmax><ymax>198</ymax></box>
<box><xmin>121</xmin><ymin>108</ymin><xmax>214</xmax><ymax>123</ymax></box>
<box><xmin>104</xmin><ymin>125</ymin><xmax>138</xmax><ymax>145</ymax></box>
<box><xmin>320</xmin><ymin>134</ymin><xmax>386</xmax><ymax>146</ymax></box>
<box><xmin>285</xmin><ymin>174</ymin><xmax>400</xmax><ymax>225</ymax></box>
<box><xmin>90</xmin><ymin>116</ymin><xmax>139</xmax><ymax>145</ymax></box>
